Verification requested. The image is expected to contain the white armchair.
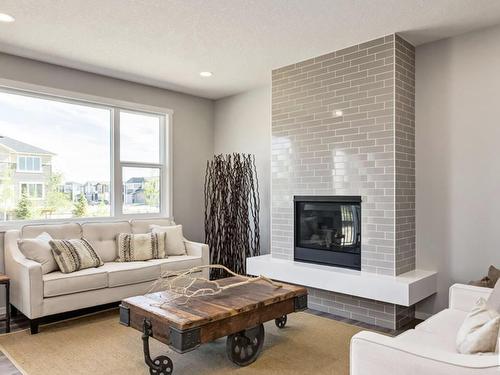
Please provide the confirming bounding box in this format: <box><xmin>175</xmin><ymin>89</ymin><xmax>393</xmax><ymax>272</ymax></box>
<box><xmin>350</xmin><ymin>284</ymin><xmax>499</xmax><ymax>375</ymax></box>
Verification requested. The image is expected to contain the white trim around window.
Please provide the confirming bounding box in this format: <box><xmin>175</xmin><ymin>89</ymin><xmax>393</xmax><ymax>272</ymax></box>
<box><xmin>19</xmin><ymin>182</ymin><xmax>44</xmax><ymax>200</ymax></box>
<box><xmin>0</xmin><ymin>78</ymin><xmax>174</xmax><ymax>229</ymax></box>
<box><xmin>16</xmin><ymin>155</ymin><xmax>43</xmax><ymax>173</ymax></box>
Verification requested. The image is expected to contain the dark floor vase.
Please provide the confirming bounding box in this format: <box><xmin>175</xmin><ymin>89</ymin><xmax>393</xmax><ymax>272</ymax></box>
<box><xmin>204</xmin><ymin>154</ymin><xmax>260</xmax><ymax>279</ymax></box>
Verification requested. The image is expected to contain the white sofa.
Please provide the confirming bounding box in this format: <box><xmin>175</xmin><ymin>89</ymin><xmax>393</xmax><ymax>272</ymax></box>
<box><xmin>4</xmin><ymin>218</ymin><xmax>209</xmax><ymax>334</ymax></box>
<box><xmin>350</xmin><ymin>284</ymin><xmax>499</xmax><ymax>374</ymax></box>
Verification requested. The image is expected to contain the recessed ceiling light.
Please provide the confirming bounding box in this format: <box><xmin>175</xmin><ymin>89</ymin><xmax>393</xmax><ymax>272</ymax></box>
<box><xmin>334</xmin><ymin>110</ymin><xmax>344</xmax><ymax>117</ymax></box>
<box><xmin>0</xmin><ymin>13</ymin><xmax>15</xmax><ymax>23</ymax></box>
<box><xmin>199</xmin><ymin>71</ymin><xmax>213</xmax><ymax>77</ymax></box>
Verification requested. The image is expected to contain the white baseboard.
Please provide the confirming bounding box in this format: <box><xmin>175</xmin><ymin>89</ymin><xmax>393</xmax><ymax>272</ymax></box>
<box><xmin>415</xmin><ymin>311</ymin><xmax>433</xmax><ymax>320</ymax></box>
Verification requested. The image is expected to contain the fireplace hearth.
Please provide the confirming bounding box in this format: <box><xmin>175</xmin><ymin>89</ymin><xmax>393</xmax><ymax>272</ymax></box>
<box><xmin>294</xmin><ymin>196</ymin><xmax>361</xmax><ymax>270</ymax></box>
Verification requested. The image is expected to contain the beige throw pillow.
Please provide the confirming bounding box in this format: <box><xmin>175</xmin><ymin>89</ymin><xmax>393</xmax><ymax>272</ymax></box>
<box><xmin>117</xmin><ymin>233</ymin><xmax>166</xmax><ymax>262</ymax></box>
<box><xmin>486</xmin><ymin>279</ymin><xmax>500</xmax><ymax>312</ymax></box>
<box><xmin>456</xmin><ymin>298</ymin><xmax>500</xmax><ymax>354</ymax></box>
<box><xmin>150</xmin><ymin>224</ymin><xmax>186</xmax><ymax>256</ymax></box>
<box><xmin>18</xmin><ymin>232</ymin><xmax>58</xmax><ymax>274</ymax></box>
<box><xmin>49</xmin><ymin>239</ymin><xmax>104</xmax><ymax>274</ymax></box>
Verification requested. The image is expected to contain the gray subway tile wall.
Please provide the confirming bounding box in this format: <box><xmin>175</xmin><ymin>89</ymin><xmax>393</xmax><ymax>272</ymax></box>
<box><xmin>394</xmin><ymin>35</ymin><xmax>416</xmax><ymax>276</ymax></box>
<box><xmin>271</xmin><ymin>34</ymin><xmax>416</xmax><ymax>329</ymax></box>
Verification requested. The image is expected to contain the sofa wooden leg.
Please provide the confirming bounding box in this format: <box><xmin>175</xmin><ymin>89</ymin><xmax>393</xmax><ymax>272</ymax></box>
<box><xmin>10</xmin><ymin>304</ymin><xmax>18</xmax><ymax>317</ymax></box>
<box><xmin>30</xmin><ymin>319</ymin><xmax>39</xmax><ymax>334</ymax></box>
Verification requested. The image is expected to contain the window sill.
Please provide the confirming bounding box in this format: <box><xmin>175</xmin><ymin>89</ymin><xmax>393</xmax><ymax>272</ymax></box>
<box><xmin>0</xmin><ymin>214</ymin><xmax>173</xmax><ymax>233</ymax></box>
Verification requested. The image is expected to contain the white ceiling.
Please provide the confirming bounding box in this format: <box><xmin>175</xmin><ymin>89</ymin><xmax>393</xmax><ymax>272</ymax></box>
<box><xmin>1</xmin><ymin>0</ymin><xmax>500</xmax><ymax>99</ymax></box>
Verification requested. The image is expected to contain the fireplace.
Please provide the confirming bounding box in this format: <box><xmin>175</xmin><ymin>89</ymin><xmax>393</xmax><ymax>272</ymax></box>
<box><xmin>294</xmin><ymin>196</ymin><xmax>361</xmax><ymax>270</ymax></box>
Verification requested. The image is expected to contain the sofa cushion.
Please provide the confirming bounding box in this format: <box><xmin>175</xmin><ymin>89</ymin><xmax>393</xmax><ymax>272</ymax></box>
<box><xmin>415</xmin><ymin>308</ymin><xmax>468</xmax><ymax>337</ymax></box>
<box><xmin>82</xmin><ymin>221</ymin><xmax>131</xmax><ymax>262</ymax></box>
<box><xmin>22</xmin><ymin>223</ymin><xmax>81</xmax><ymax>240</ymax></box>
<box><xmin>396</xmin><ymin>328</ymin><xmax>459</xmax><ymax>353</ymax></box>
<box><xmin>149</xmin><ymin>255</ymin><xmax>203</xmax><ymax>275</ymax></box>
<box><xmin>130</xmin><ymin>218</ymin><xmax>175</xmax><ymax>234</ymax></box>
<box><xmin>394</xmin><ymin>329</ymin><xmax>498</xmax><ymax>368</ymax></box>
<box><xmin>100</xmin><ymin>261</ymin><xmax>160</xmax><ymax>287</ymax></box>
<box><xmin>43</xmin><ymin>268</ymin><xmax>108</xmax><ymax>297</ymax></box>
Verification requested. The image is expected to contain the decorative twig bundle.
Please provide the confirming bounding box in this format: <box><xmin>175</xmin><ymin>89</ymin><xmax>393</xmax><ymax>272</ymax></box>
<box><xmin>204</xmin><ymin>154</ymin><xmax>260</xmax><ymax>279</ymax></box>
<box><xmin>148</xmin><ymin>265</ymin><xmax>281</xmax><ymax>307</ymax></box>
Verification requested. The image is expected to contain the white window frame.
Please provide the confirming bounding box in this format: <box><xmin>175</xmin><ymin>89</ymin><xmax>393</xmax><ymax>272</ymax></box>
<box><xmin>0</xmin><ymin>79</ymin><xmax>174</xmax><ymax>228</ymax></box>
<box><xmin>19</xmin><ymin>182</ymin><xmax>44</xmax><ymax>200</ymax></box>
<box><xmin>112</xmin><ymin>108</ymin><xmax>169</xmax><ymax>218</ymax></box>
<box><xmin>17</xmin><ymin>155</ymin><xmax>42</xmax><ymax>173</ymax></box>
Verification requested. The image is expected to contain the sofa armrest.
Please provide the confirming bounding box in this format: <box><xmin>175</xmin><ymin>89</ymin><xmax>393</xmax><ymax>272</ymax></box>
<box><xmin>184</xmin><ymin>240</ymin><xmax>209</xmax><ymax>279</ymax></box>
<box><xmin>449</xmin><ymin>283</ymin><xmax>492</xmax><ymax>312</ymax></box>
<box><xmin>350</xmin><ymin>331</ymin><xmax>498</xmax><ymax>375</ymax></box>
<box><xmin>4</xmin><ymin>230</ymin><xmax>43</xmax><ymax>319</ymax></box>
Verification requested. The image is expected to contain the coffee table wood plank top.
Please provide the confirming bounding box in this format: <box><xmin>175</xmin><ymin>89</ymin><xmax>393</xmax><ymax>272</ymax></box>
<box><xmin>122</xmin><ymin>276</ymin><xmax>306</xmax><ymax>332</ymax></box>
<box><xmin>120</xmin><ymin>276</ymin><xmax>308</xmax><ymax>374</ymax></box>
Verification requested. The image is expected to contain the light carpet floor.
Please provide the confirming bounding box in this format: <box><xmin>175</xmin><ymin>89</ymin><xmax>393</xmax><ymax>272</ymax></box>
<box><xmin>0</xmin><ymin>310</ymin><xmax>364</xmax><ymax>375</ymax></box>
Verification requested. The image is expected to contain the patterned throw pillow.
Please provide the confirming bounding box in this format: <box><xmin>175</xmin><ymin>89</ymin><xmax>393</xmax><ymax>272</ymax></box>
<box><xmin>49</xmin><ymin>239</ymin><xmax>104</xmax><ymax>273</ymax></box>
<box><xmin>117</xmin><ymin>233</ymin><xmax>166</xmax><ymax>262</ymax></box>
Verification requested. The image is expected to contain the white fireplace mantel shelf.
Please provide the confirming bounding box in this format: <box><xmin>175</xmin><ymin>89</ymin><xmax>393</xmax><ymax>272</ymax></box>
<box><xmin>247</xmin><ymin>255</ymin><xmax>437</xmax><ymax>306</ymax></box>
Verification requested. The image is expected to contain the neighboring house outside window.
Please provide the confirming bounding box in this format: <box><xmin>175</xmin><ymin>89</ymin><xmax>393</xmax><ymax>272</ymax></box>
<box><xmin>62</xmin><ymin>182</ymin><xmax>82</xmax><ymax>202</ymax></box>
<box><xmin>124</xmin><ymin>177</ymin><xmax>146</xmax><ymax>204</ymax></box>
<box><xmin>0</xmin><ymin>136</ymin><xmax>54</xmax><ymax>219</ymax></box>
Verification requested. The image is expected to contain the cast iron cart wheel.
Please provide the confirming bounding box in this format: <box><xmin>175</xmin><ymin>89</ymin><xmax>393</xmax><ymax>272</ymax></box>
<box><xmin>148</xmin><ymin>356</ymin><xmax>173</xmax><ymax>375</ymax></box>
<box><xmin>142</xmin><ymin>319</ymin><xmax>174</xmax><ymax>375</ymax></box>
<box><xmin>275</xmin><ymin>315</ymin><xmax>287</xmax><ymax>329</ymax></box>
<box><xmin>226</xmin><ymin>324</ymin><xmax>265</xmax><ymax>366</ymax></box>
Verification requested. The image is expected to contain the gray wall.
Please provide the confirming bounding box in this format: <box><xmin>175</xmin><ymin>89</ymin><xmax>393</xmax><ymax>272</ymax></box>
<box><xmin>0</xmin><ymin>52</ymin><xmax>214</xmax><ymax>264</ymax></box>
<box><xmin>415</xmin><ymin>24</ymin><xmax>500</xmax><ymax>316</ymax></box>
<box><xmin>214</xmin><ymin>86</ymin><xmax>271</xmax><ymax>253</ymax></box>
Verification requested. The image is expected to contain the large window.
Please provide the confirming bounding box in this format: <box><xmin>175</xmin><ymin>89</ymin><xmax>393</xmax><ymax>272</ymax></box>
<box><xmin>0</xmin><ymin>88</ymin><xmax>170</xmax><ymax>222</ymax></box>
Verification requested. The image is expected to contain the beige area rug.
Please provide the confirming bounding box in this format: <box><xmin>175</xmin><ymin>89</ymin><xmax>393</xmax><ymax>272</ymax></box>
<box><xmin>0</xmin><ymin>310</ymin><xmax>363</xmax><ymax>375</ymax></box>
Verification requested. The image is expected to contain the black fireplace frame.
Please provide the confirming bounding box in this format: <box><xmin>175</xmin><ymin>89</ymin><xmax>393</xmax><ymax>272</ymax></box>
<box><xmin>293</xmin><ymin>195</ymin><xmax>362</xmax><ymax>270</ymax></box>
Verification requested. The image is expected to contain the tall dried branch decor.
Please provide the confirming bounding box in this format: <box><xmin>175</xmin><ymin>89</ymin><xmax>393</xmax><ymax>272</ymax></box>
<box><xmin>204</xmin><ymin>154</ymin><xmax>260</xmax><ymax>279</ymax></box>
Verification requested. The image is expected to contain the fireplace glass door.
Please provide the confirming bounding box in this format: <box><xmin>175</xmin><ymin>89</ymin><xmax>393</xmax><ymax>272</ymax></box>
<box><xmin>294</xmin><ymin>196</ymin><xmax>361</xmax><ymax>269</ymax></box>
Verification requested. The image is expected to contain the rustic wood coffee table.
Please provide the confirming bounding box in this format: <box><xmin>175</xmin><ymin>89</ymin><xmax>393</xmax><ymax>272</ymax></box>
<box><xmin>120</xmin><ymin>276</ymin><xmax>307</xmax><ymax>374</ymax></box>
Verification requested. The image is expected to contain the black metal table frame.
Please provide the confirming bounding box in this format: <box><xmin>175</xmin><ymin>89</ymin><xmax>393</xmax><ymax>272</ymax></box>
<box><xmin>0</xmin><ymin>279</ymin><xmax>9</xmax><ymax>333</ymax></box>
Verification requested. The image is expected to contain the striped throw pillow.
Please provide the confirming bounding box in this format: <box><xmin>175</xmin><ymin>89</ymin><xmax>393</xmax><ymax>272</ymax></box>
<box><xmin>117</xmin><ymin>233</ymin><xmax>166</xmax><ymax>262</ymax></box>
<box><xmin>49</xmin><ymin>239</ymin><xmax>104</xmax><ymax>273</ymax></box>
